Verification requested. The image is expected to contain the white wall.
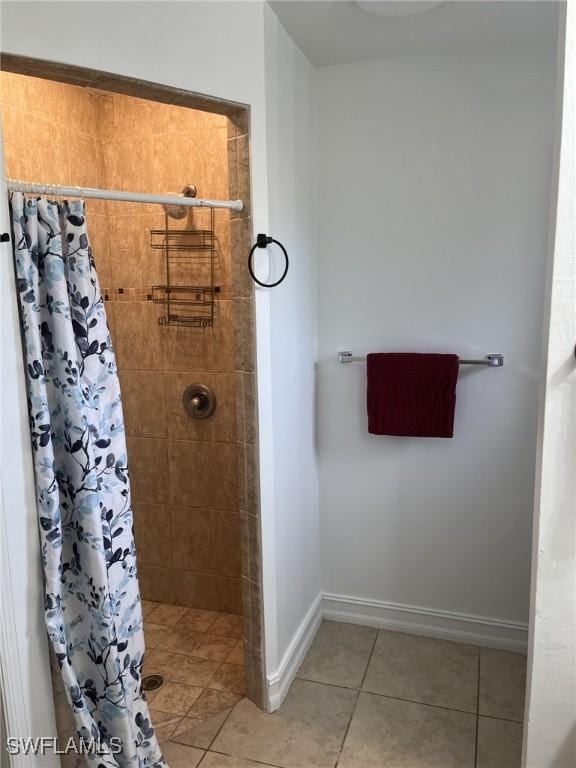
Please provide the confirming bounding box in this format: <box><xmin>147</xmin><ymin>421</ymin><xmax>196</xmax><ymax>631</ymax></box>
<box><xmin>316</xmin><ymin>46</ymin><xmax>558</xmax><ymax>634</ymax></box>
<box><xmin>262</xmin><ymin>4</ymin><xmax>321</xmax><ymax>683</ymax></box>
<box><xmin>0</xmin><ymin>0</ymin><xmax>320</xmax><ymax>708</ymax></box>
<box><xmin>524</xmin><ymin>5</ymin><xmax>576</xmax><ymax>765</ymax></box>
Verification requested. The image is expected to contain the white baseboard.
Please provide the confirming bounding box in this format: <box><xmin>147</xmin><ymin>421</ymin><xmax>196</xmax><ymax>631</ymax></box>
<box><xmin>266</xmin><ymin>592</ymin><xmax>323</xmax><ymax>711</ymax></box>
<box><xmin>266</xmin><ymin>591</ymin><xmax>527</xmax><ymax>710</ymax></box>
<box><xmin>323</xmin><ymin>593</ymin><xmax>528</xmax><ymax>653</ymax></box>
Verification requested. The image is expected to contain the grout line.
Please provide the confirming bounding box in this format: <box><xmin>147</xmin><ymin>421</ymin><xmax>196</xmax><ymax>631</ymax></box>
<box><xmin>334</xmin><ymin>689</ymin><xmax>360</xmax><ymax>768</ymax></box>
<box><xmin>298</xmin><ymin>676</ymin><xmax>482</xmax><ymax>719</ymax></box>
<box><xmin>476</xmin><ymin>712</ymin><xmax>524</xmax><ymax>725</ymax></box>
<box><xmin>334</xmin><ymin>631</ymin><xmax>379</xmax><ymax>767</ymax></box>
<box><xmin>334</xmin><ymin>685</ymin><xmax>360</xmax><ymax>768</ymax></box>
<box><xmin>360</xmin><ymin>630</ymin><xmax>379</xmax><ymax>690</ymax></box>
<box><xmin>140</xmin><ymin>569</ymin><xmax>243</xmax><ymax>582</ymax></box>
<box><xmin>205</xmin><ymin>748</ymin><xmax>284</xmax><ymax>768</ymax></box>
<box><xmin>149</xmin><ymin>609</ymin><xmax>245</xmax><ymax>759</ymax></box>
<box><xmin>128</xmin><ymin>435</ymin><xmax>241</xmax><ymax>447</ymax></box>
<box><xmin>205</xmin><ymin>705</ymin><xmax>235</xmax><ymax>751</ymax></box>
<box><xmin>474</xmin><ymin>649</ymin><xmax>481</xmax><ymax>768</ymax></box>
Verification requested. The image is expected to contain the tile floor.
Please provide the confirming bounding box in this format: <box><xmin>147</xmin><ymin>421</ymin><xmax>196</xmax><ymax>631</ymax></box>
<box><xmin>142</xmin><ymin>601</ymin><xmax>246</xmax><ymax>746</ymax></box>
<box><xmin>148</xmin><ymin>617</ymin><xmax>527</xmax><ymax>768</ymax></box>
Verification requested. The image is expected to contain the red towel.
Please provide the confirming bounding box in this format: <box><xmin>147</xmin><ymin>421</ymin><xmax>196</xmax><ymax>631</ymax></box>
<box><xmin>367</xmin><ymin>353</ymin><xmax>459</xmax><ymax>438</ymax></box>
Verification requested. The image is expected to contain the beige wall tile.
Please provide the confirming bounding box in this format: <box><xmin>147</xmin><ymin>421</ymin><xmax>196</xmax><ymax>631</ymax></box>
<box><xmin>0</xmin><ymin>103</ymin><xmax>25</xmax><ymax>178</ymax></box>
<box><xmin>171</xmin><ymin>507</ymin><xmax>241</xmax><ymax>577</ymax></box>
<box><xmin>127</xmin><ymin>436</ymin><xmax>168</xmax><ymax>504</ymax></box>
<box><xmin>100</xmin><ymin>93</ymin><xmax>154</xmax><ymax>140</ymax></box>
<box><xmin>234</xmin><ymin>298</ymin><xmax>256</xmax><ymax>373</ymax></box>
<box><xmin>63</xmin><ymin>85</ymin><xmax>102</xmax><ymax>137</ymax></box>
<box><xmin>237</xmin><ymin>443</ymin><xmax>247</xmax><ymax>512</ymax></box>
<box><xmin>244</xmin><ymin>441</ymin><xmax>260</xmax><ymax>515</ymax></box>
<box><xmin>246</xmin><ymin>579</ymin><xmax>263</xmax><ymax>651</ymax></box>
<box><xmin>168</xmin><ymin>441</ymin><xmax>238</xmax><ymax>511</ymax></box>
<box><xmin>87</xmin><ymin>213</ymin><xmax>112</xmax><ymax>287</ymax></box>
<box><xmin>18</xmin><ymin>74</ymin><xmax>67</xmax><ymax>120</ymax></box>
<box><xmin>199</xmin><ymin>126</ymin><xmax>229</xmax><ymax>199</ymax></box>
<box><xmin>227</xmin><ymin>139</ymin><xmax>239</xmax><ymax>200</ymax></box>
<box><xmin>242</xmin><ymin>373</ymin><xmax>257</xmax><ymax>444</ymax></box>
<box><xmin>214</xmin><ymin>211</ymin><xmax>233</xmax><ymax>293</ymax></box>
<box><xmin>243</xmin><ymin>642</ymin><xmax>266</xmax><ymax>707</ymax></box>
<box><xmin>21</xmin><ymin>115</ymin><xmax>70</xmax><ymax>185</ymax></box>
<box><xmin>0</xmin><ymin>72</ymin><xmax>26</xmax><ymax>109</ymax></box>
<box><xmin>103</xmin><ymin>136</ymin><xmax>152</xmax><ymax>199</ymax></box>
<box><xmin>68</xmin><ymin>132</ymin><xmax>104</xmax><ymax>185</ymax></box>
<box><xmin>110</xmin><ymin>301</ymin><xmax>163</xmax><ymax>370</ymax></box>
<box><xmin>133</xmin><ymin>502</ymin><xmax>171</xmax><ymax>567</ymax></box>
<box><xmin>240</xmin><ymin>512</ymin><xmax>263</xmax><ymax>585</ymax></box>
<box><xmin>120</xmin><ymin>370</ymin><xmax>167</xmax><ymax>438</ymax></box>
<box><xmin>218</xmin><ymin>577</ymin><xmax>243</xmax><ymax>615</ymax></box>
<box><xmin>104</xmin><ymin>93</ymin><xmax>226</xmax><ymax>140</ymax></box>
<box><xmin>150</xmin><ymin>131</ymin><xmax>203</xmax><ymax>193</ymax></box>
<box><xmin>171</xmin><ymin>570</ymin><xmax>222</xmax><ymax>611</ymax></box>
<box><xmin>138</xmin><ymin>565</ymin><xmax>174</xmax><ymax>603</ymax></box>
<box><xmin>236</xmin><ymin>135</ymin><xmax>251</xmax><ymax>219</ymax></box>
<box><xmin>165</xmin><ymin>371</ymin><xmax>237</xmax><ymax>443</ymax></box>
<box><xmin>228</xmin><ymin>109</ymin><xmax>249</xmax><ymax>138</ymax></box>
<box><xmin>231</xmin><ymin>217</ymin><xmax>253</xmax><ymax>298</ymax></box>
<box><xmin>108</xmin><ymin>212</ymin><xmax>165</xmax><ymax>288</ymax></box>
<box><xmin>162</xmin><ymin>299</ymin><xmax>236</xmax><ymax>373</ymax></box>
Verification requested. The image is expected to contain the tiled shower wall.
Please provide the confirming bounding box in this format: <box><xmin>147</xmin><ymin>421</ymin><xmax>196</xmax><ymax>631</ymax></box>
<box><xmin>101</xmin><ymin>93</ymin><xmax>243</xmax><ymax>615</ymax></box>
<box><xmin>0</xmin><ymin>73</ymin><xmax>243</xmax><ymax>615</ymax></box>
<box><xmin>0</xmin><ymin>72</ymin><xmax>108</xmax><ymax>218</ymax></box>
<box><xmin>226</xmin><ymin>112</ymin><xmax>265</xmax><ymax>701</ymax></box>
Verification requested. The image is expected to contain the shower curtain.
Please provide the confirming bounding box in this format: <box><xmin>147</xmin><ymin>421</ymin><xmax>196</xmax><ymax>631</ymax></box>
<box><xmin>10</xmin><ymin>193</ymin><xmax>165</xmax><ymax>768</ymax></box>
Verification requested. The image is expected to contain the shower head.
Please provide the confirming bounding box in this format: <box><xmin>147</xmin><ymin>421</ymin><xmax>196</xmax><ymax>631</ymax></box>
<box><xmin>163</xmin><ymin>184</ymin><xmax>197</xmax><ymax>219</ymax></box>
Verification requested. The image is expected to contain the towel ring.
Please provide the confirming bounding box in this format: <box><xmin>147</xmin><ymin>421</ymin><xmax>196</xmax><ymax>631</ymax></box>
<box><xmin>248</xmin><ymin>233</ymin><xmax>289</xmax><ymax>288</ymax></box>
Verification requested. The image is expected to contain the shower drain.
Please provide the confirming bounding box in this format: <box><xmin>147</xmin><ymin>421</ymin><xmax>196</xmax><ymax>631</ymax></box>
<box><xmin>142</xmin><ymin>674</ymin><xmax>164</xmax><ymax>692</ymax></box>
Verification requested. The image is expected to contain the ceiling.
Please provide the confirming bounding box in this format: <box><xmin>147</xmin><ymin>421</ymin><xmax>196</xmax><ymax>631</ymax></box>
<box><xmin>268</xmin><ymin>1</ymin><xmax>560</xmax><ymax>67</ymax></box>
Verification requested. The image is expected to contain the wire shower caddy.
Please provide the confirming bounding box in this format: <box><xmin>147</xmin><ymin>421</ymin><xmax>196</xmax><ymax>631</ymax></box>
<box><xmin>149</xmin><ymin>207</ymin><xmax>220</xmax><ymax>327</ymax></box>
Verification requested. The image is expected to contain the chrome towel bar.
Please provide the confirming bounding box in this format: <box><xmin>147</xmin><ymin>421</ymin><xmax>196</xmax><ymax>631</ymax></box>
<box><xmin>337</xmin><ymin>351</ymin><xmax>504</xmax><ymax>367</ymax></box>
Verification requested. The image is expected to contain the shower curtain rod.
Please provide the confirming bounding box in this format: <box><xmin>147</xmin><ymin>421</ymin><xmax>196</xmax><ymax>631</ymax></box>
<box><xmin>6</xmin><ymin>180</ymin><xmax>244</xmax><ymax>212</ymax></box>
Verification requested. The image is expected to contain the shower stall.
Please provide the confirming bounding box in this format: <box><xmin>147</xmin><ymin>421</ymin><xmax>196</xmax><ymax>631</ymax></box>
<box><xmin>0</xmin><ymin>61</ymin><xmax>265</xmax><ymax>757</ymax></box>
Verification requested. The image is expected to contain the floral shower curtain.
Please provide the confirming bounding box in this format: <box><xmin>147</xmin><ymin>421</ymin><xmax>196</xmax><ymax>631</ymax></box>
<box><xmin>10</xmin><ymin>193</ymin><xmax>164</xmax><ymax>768</ymax></box>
